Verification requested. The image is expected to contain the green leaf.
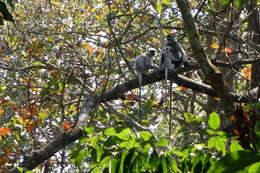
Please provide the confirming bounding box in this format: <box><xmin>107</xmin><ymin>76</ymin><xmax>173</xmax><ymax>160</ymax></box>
<box><xmin>120</xmin><ymin>151</ymin><xmax>128</xmax><ymax>172</ymax></box>
<box><xmin>215</xmin><ymin>131</ymin><xmax>225</xmax><ymax>136</ymax></box>
<box><xmin>206</xmin><ymin>129</ymin><xmax>215</xmax><ymax>135</ymax></box>
<box><xmin>39</xmin><ymin>109</ymin><xmax>49</xmax><ymax>120</ymax></box>
<box><xmin>161</xmin><ymin>157</ymin><xmax>168</xmax><ymax>173</ymax></box>
<box><xmin>248</xmin><ymin>162</ymin><xmax>260</xmax><ymax>173</ymax></box>
<box><xmin>235</xmin><ymin>0</ymin><xmax>246</xmax><ymax>9</ymax></box>
<box><xmin>161</xmin><ymin>0</ymin><xmax>170</xmax><ymax>6</ymax></box>
<box><xmin>230</xmin><ymin>140</ymin><xmax>243</xmax><ymax>153</ymax></box>
<box><xmin>25</xmin><ymin>171</ymin><xmax>33</xmax><ymax>173</ymax></box>
<box><xmin>79</xmin><ymin>136</ymin><xmax>88</xmax><ymax>144</ymax></box>
<box><xmin>156</xmin><ymin>1</ymin><xmax>162</xmax><ymax>14</ymax></box>
<box><xmin>75</xmin><ymin>149</ymin><xmax>88</xmax><ymax>166</ymax></box>
<box><xmin>208</xmin><ymin>151</ymin><xmax>260</xmax><ymax>173</ymax></box>
<box><xmin>208</xmin><ymin>112</ymin><xmax>220</xmax><ymax>130</ymax></box>
<box><xmin>215</xmin><ymin>139</ymin><xmax>226</xmax><ymax>155</ymax></box>
<box><xmin>104</xmin><ymin>127</ymin><xmax>117</xmax><ymax>136</ymax></box>
<box><xmin>84</xmin><ymin>126</ymin><xmax>94</xmax><ymax>135</ymax></box>
<box><xmin>155</xmin><ymin>138</ymin><xmax>168</xmax><ymax>147</ymax></box>
<box><xmin>208</xmin><ymin>137</ymin><xmax>216</xmax><ymax>149</ymax></box>
<box><xmin>117</xmin><ymin>128</ymin><xmax>132</xmax><ymax>140</ymax></box>
<box><xmin>119</xmin><ymin>141</ymin><xmax>133</xmax><ymax>149</ymax></box>
<box><xmin>139</xmin><ymin>131</ymin><xmax>153</xmax><ymax>141</ymax></box>
<box><xmin>220</xmin><ymin>0</ymin><xmax>230</xmax><ymax>8</ymax></box>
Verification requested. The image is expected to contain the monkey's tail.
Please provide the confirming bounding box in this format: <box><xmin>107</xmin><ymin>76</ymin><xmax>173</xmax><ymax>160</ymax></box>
<box><xmin>169</xmin><ymin>81</ymin><xmax>172</xmax><ymax>141</ymax></box>
<box><xmin>138</xmin><ymin>74</ymin><xmax>142</xmax><ymax>123</ymax></box>
<box><xmin>165</xmin><ymin>67</ymin><xmax>168</xmax><ymax>89</ymax></box>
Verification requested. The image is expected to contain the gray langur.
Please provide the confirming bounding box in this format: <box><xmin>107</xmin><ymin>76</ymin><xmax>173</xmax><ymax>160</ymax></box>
<box><xmin>160</xmin><ymin>46</ymin><xmax>176</xmax><ymax>86</ymax></box>
<box><xmin>165</xmin><ymin>34</ymin><xmax>190</xmax><ymax>68</ymax></box>
<box><xmin>135</xmin><ymin>48</ymin><xmax>157</xmax><ymax>121</ymax></box>
<box><xmin>160</xmin><ymin>34</ymin><xmax>189</xmax><ymax>139</ymax></box>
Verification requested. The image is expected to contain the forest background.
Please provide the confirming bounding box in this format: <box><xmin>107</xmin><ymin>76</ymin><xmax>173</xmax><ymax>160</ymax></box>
<box><xmin>0</xmin><ymin>0</ymin><xmax>260</xmax><ymax>172</ymax></box>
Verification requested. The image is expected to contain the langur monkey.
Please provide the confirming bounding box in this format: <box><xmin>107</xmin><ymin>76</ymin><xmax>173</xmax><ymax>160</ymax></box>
<box><xmin>165</xmin><ymin>34</ymin><xmax>189</xmax><ymax>68</ymax></box>
<box><xmin>135</xmin><ymin>48</ymin><xmax>157</xmax><ymax>121</ymax></box>
<box><xmin>161</xmin><ymin>34</ymin><xmax>190</xmax><ymax>138</ymax></box>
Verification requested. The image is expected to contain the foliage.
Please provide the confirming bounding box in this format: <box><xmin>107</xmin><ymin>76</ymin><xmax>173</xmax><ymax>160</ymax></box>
<box><xmin>0</xmin><ymin>0</ymin><xmax>259</xmax><ymax>172</ymax></box>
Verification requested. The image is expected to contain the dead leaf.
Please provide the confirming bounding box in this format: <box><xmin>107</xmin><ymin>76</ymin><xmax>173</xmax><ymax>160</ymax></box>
<box><xmin>62</xmin><ymin>121</ymin><xmax>70</xmax><ymax>130</ymax></box>
<box><xmin>0</xmin><ymin>109</ymin><xmax>4</xmax><ymax>116</ymax></box>
<box><xmin>0</xmin><ymin>127</ymin><xmax>11</xmax><ymax>136</ymax></box>
<box><xmin>85</xmin><ymin>42</ymin><xmax>94</xmax><ymax>53</ymax></box>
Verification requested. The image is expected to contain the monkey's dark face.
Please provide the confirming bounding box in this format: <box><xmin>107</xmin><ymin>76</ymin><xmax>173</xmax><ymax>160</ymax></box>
<box><xmin>148</xmin><ymin>49</ymin><xmax>156</xmax><ymax>56</ymax></box>
<box><xmin>166</xmin><ymin>34</ymin><xmax>175</xmax><ymax>41</ymax></box>
<box><xmin>164</xmin><ymin>46</ymin><xmax>172</xmax><ymax>52</ymax></box>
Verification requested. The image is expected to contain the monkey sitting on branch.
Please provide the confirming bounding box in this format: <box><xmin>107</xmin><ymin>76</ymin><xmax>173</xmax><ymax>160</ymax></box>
<box><xmin>160</xmin><ymin>34</ymin><xmax>190</xmax><ymax>138</ymax></box>
<box><xmin>135</xmin><ymin>48</ymin><xmax>157</xmax><ymax>122</ymax></box>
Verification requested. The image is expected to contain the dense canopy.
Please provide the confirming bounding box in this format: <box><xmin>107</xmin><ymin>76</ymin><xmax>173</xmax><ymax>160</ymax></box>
<box><xmin>0</xmin><ymin>0</ymin><xmax>259</xmax><ymax>172</ymax></box>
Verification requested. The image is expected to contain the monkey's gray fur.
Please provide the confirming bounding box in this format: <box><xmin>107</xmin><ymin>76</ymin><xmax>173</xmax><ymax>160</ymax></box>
<box><xmin>164</xmin><ymin>34</ymin><xmax>189</xmax><ymax>68</ymax></box>
<box><xmin>135</xmin><ymin>48</ymin><xmax>156</xmax><ymax>121</ymax></box>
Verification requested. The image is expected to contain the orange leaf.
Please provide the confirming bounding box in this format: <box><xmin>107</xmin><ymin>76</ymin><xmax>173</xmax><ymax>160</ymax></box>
<box><xmin>101</xmin><ymin>78</ymin><xmax>107</xmax><ymax>84</ymax></box>
<box><xmin>214</xmin><ymin>97</ymin><xmax>220</xmax><ymax>101</ymax></box>
<box><xmin>232</xmin><ymin>114</ymin><xmax>237</xmax><ymax>123</ymax></box>
<box><xmin>129</xmin><ymin>93</ymin><xmax>137</xmax><ymax>100</ymax></box>
<box><xmin>63</xmin><ymin>93</ymin><xmax>69</xmax><ymax>98</ymax></box>
<box><xmin>0</xmin><ymin>127</ymin><xmax>11</xmax><ymax>136</ymax></box>
<box><xmin>233</xmin><ymin>129</ymin><xmax>240</xmax><ymax>135</ymax></box>
<box><xmin>29</xmin><ymin>104</ymin><xmax>38</xmax><ymax>116</ymax></box>
<box><xmin>177</xmin><ymin>86</ymin><xmax>185</xmax><ymax>90</ymax></box>
<box><xmin>225</xmin><ymin>48</ymin><xmax>232</xmax><ymax>54</ymax></box>
<box><xmin>0</xmin><ymin>109</ymin><xmax>4</xmax><ymax>116</ymax></box>
<box><xmin>62</xmin><ymin>121</ymin><xmax>70</xmax><ymax>130</ymax></box>
<box><xmin>85</xmin><ymin>42</ymin><xmax>94</xmax><ymax>53</ymax></box>
<box><xmin>25</xmin><ymin>122</ymin><xmax>35</xmax><ymax>132</ymax></box>
<box><xmin>242</xmin><ymin>66</ymin><xmax>251</xmax><ymax>81</ymax></box>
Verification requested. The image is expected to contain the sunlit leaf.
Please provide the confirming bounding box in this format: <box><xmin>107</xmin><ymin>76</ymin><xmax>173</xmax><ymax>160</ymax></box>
<box><xmin>155</xmin><ymin>138</ymin><xmax>168</xmax><ymax>147</ymax></box>
<box><xmin>140</xmin><ymin>131</ymin><xmax>153</xmax><ymax>141</ymax></box>
<box><xmin>53</xmin><ymin>1</ymin><xmax>62</xmax><ymax>8</ymax></box>
<box><xmin>0</xmin><ymin>127</ymin><xmax>11</xmax><ymax>136</ymax></box>
<box><xmin>225</xmin><ymin>48</ymin><xmax>232</xmax><ymax>54</ymax></box>
<box><xmin>214</xmin><ymin>97</ymin><xmax>220</xmax><ymax>101</ymax></box>
<box><xmin>0</xmin><ymin>109</ymin><xmax>4</xmax><ymax>115</ymax></box>
<box><xmin>39</xmin><ymin>109</ymin><xmax>48</xmax><ymax>120</ymax></box>
<box><xmin>208</xmin><ymin>137</ymin><xmax>216</xmax><ymax>149</ymax></box>
<box><xmin>104</xmin><ymin>127</ymin><xmax>117</xmax><ymax>136</ymax></box>
<box><xmin>83</xmin><ymin>126</ymin><xmax>94</xmax><ymax>135</ymax></box>
<box><xmin>211</xmin><ymin>42</ymin><xmax>219</xmax><ymax>49</ymax></box>
<box><xmin>208</xmin><ymin>151</ymin><xmax>260</xmax><ymax>173</ymax></box>
<box><xmin>215</xmin><ymin>139</ymin><xmax>226</xmax><ymax>155</ymax></box>
<box><xmin>177</xmin><ymin>86</ymin><xmax>185</xmax><ymax>91</ymax></box>
<box><xmin>230</xmin><ymin>140</ymin><xmax>243</xmax><ymax>153</ymax></box>
<box><xmin>161</xmin><ymin>0</ymin><xmax>170</xmax><ymax>6</ymax></box>
<box><xmin>85</xmin><ymin>42</ymin><xmax>94</xmax><ymax>53</ymax></box>
<box><xmin>117</xmin><ymin>128</ymin><xmax>132</xmax><ymax>140</ymax></box>
<box><xmin>242</xmin><ymin>65</ymin><xmax>251</xmax><ymax>81</ymax></box>
<box><xmin>156</xmin><ymin>1</ymin><xmax>162</xmax><ymax>13</ymax></box>
<box><xmin>208</xmin><ymin>112</ymin><xmax>220</xmax><ymax>130</ymax></box>
<box><xmin>248</xmin><ymin>162</ymin><xmax>260</xmax><ymax>173</ymax></box>
<box><xmin>62</xmin><ymin>121</ymin><xmax>70</xmax><ymax>130</ymax></box>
